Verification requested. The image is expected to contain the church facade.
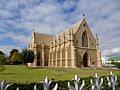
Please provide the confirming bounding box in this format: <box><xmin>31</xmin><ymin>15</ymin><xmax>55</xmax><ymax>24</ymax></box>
<box><xmin>28</xmin><ymin>16</ymin><xmax>102</xmax><ymax>68</ymax></box>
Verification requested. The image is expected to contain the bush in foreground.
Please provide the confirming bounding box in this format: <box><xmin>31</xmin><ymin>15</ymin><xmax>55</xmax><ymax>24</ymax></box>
<box><xmin>7</xmin><ymin>75</ymin><xmax>120</xmax><ymax>90</ymax></box>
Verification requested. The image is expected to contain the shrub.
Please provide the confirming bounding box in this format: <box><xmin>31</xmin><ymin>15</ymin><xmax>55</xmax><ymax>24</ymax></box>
<box><xmin>7</xmin><ymin>75</ymin><xmax>120</xmax><ymax>90</ymax></box>
<box><xmin>11</xmin><ymin>52</ymin><xmax>21</xmax><ymax>65</ymax></box>
<box><xmin>115</xmin><ymin>63</ymin><xmax>120</xmax><ymax>68</ymax></box>
<box><xmin>0</xmin><ymin>55</ymin><xmax>8</xmax><ymax>74</ymax></box>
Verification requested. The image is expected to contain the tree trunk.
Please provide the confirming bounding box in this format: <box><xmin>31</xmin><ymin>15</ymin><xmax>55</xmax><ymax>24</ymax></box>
<box><xmin>25</xmin><ymin>63</ymin><xmax>28</xmax><ymax>68</ymax></box>
<box><xmin>0</xmin><ymin>63</ymin><xmax>4</xmax><ymax>74</ymax></box>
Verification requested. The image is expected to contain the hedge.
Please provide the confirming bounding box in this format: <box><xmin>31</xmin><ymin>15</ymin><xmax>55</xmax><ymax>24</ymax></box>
<box><xmin>8</xmin><ymin>75</ymin><xmax>120</xmax><ymax>90</ymax></box>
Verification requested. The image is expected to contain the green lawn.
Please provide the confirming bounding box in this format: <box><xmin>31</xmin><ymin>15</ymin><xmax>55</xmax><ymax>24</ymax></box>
<box><xmin>0</xmin><ymin>65</ymin><xmax>120</xmax><ymax>84</ymax></box>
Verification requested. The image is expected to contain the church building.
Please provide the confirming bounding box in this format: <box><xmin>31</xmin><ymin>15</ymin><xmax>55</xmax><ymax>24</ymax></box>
<box><xmin>28</xmin><ymin>15</ymin><xmax>102</xmax><ymax>68</ymax></box>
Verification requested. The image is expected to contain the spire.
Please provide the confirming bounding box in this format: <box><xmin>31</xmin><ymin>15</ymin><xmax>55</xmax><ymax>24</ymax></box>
<box><xmin>59</xmin><ymin>35</ymin><xmax>60</xmax><ymax>40</ymax></box>
<box><xmin>68</xmin><ymin>28</ymin><xmax>71</xmax><ymax>35</ymax></box>
<box><xmin>58</xmin><ymin>35</ymin><xmax>61</xmax><ymax>45</ymax></box>
<box><xmin>32</xmin><ymin>28</ymin><xmax>34</xmax><ymax>33</ymax></box>
<box><xmin>63</xmin><ymin>32</ymin><xmax>65</xmax><ymax>38</ymax></box>
<box><xmin>96</xmin><ymin>33</ymin><xmax>98</xmax><ymax>41</ymax></box>
<box><xmin>71</xmin><ymin>27</ymin><xmax>73</xmax><ymax>35</ymax></box>
<box><xmin>68</xmin><ymin>28</ymin><xmax>71</xmax><ymax>40</ymax></box>
<box><xmin>54</xmin><ymin>36</ymin><xmax>57</xmax><ymax>42</ymax></box>
<box><xmin>32</xmin><ymin>28</ymin><xmax>35</xmax><ymax>37</ymax></box>
<box><xmin>51</xmin><ymin>41</ymin><xmax>53</xmax><ymax>48</ymax></box>
<box><xmin>32</xmin><ymin>28</ymin><xmax>37</xmax><ymax>47</ymax></box>
<box><xmin>71</xmin><ymin>27</ymin><xmax>74</xmax><ymax>40</ymax></box>
<box><xmin>96</xmin><ymin>33</ymin><xmax>99</xmax><ymax>49</ymax></box>
<box><xmin>54</xmin><ymin>37</ymin><xmax>57</xmax><ymax>46</ymax></box>
<box><xmin>32</xmin><ymin>28</ymin><xmax>35</xmax><ymax>39</ymax></box>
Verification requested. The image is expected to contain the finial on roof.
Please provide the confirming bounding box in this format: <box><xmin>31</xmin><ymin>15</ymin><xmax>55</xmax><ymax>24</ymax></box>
<box><xmin>96</xmin><ymin>33</ymin><xmax>98</xmax><ymax>40</ymax></box>
<box><xmin>54</xmin><ymin>36</ymin><xmax>57</xmax><ymax>42</ymax></box>
<box><xmin>68</xmin><ymin>28</ymin><xmax>71</xmax><ymax>35</ymax></box>
<box><xmin>59</xmin><ymin>35</ymin><xmax>60</xmax><ymax>40</ymax></box>
<box><xmin>63</xmin><ymin>32</ymin><xmax>65</xmax><ymax>38</ymax></box>
<box><xmin>71</xmin><ymin>27</ymin><xmax>73</xmax><ymax>34</ymax></box>
<box><xmin>83</xmin><ymin>13</ymin><xmax>85</xmax><ymax>17</ymax></box>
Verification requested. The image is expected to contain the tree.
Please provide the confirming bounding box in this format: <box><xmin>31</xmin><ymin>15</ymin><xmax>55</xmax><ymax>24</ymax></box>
<box><xmin>21</xmin><ymin>48</ymin><xmax>34</xmax><ymax>67</ymax></box>
<box><xmin>115</xmin><ymin>63</ymin><xmax>120</xmax><ymax>68</ymax></box>
<box><xmin>10</xmin><ymin>49</ymin><xmax>19</xmax><ymax>58</ymax></box>
<box><xmin>0</xmin><ymin>51</ymin><xmax>4</xmax><ymax>56</ymax></box>
<box><xmin>0</xmin><ymin>55</ymin><xmax>7</xmax><ymax>74</ymax></box>
<box><xmin>11</xmin><ymin>52</ymin><xmax>21</xmax><ymax>65</ymax></box>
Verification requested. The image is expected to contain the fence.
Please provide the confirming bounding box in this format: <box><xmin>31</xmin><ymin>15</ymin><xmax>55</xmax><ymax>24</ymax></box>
<box><xmin>0</xmin><ymin>71</ymin><xmax>119</xmax><ymax>90</ymax></box>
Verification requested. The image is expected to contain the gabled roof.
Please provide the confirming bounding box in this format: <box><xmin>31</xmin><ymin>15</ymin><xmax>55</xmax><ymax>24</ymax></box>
<box><xmin>33</xmin><ymin>17</ymin><xmax>85</xmax><ymax>45</ymax></box>
<box><xmin>34</xmin><ymin>33</ymin><xmax>54</xmax><ymax>45</ymax></box>
<box><xmin>55</xmin><ymin>17</ymin><xmax>85</xmax><ymax>41</ymax></box>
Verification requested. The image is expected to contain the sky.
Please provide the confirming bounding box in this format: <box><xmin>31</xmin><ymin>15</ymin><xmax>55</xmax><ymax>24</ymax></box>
<box><xmin>0</xmin><ymin>0</ymin><xmax>120</xmax><ymax>60</ymax></box>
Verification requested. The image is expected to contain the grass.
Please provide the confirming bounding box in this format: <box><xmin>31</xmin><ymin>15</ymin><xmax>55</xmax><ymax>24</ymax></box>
<box><xmin>0</xmin><ymin>65</ymin><xmax>120</xmax><ymax>84</ymax></box>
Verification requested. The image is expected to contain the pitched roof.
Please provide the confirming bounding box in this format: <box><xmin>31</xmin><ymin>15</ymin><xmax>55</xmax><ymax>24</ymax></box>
<box><xmin>33</xmin><ymin>17</ymin><xmax>85</xmax><ymax>45</ymax></box>
<box><xmin>55</xmin><ymin>17</ymin><xmax>85</xmax><ymax>41</ymax></box>
<box><xmin>34</xmin><ymin>33</ymin><xmax>54</xmax><ymax>45</ymax></box>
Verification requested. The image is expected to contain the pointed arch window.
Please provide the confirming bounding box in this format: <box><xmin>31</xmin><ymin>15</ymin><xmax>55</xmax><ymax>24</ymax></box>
<box><xmin>82</xmin><ymin>31</ymin><xmax>88</xmax><ymax>47</ymax></box>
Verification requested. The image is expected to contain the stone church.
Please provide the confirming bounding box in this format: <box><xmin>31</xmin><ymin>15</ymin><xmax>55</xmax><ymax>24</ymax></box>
<box><xmin>28</xmin><ymin>16</ymin><xmax>102</xmax><ymax>68</ymax></box>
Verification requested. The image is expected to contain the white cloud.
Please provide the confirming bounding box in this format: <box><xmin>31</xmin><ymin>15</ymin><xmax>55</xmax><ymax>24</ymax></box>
<box><xmin>0</xmin><ymin>9</ymin><xmax>13</xmax><ymax>18</ymax></box>
<box><xmin>102</xmin><ymin>47</ymin><xmax>120</xmax><ymax>58</ymax></box>
<box><xmin>63</xmin><ymin>0</ymin><xmax>77</xmax><ymax>10</ymax></box>
<box><xmin>0</xmin><ymin>0</ymin><xmax>120</xmax><ymax>57</ymax></box>
<box><xmin>0</xmin><ymin>31</ymin><xmax>30</xmax><ymax>46</ymax></box>
<box><xmin>0</xmin><ymin>45</ymin><xmax>22</xmax><ymax>55</ymax></box>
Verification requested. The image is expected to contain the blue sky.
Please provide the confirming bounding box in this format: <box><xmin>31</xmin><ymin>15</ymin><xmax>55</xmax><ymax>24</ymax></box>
<box><xmin>0</xmin><ymin>0</ymin><xmax>120</xmax><ymax>59</ymax></box>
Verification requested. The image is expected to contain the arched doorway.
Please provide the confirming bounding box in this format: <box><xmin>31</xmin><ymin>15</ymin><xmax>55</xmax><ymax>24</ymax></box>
<box><xmin>83</xmin><ymin>53</ymin><xmax>88</xmax><ymax>67</ymax></box>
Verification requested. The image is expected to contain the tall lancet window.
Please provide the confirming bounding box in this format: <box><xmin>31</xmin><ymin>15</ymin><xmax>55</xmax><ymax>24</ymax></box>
<box><xmin>82</xmin><ymin>31</ymin><xmax>88</xmax><ymax>47</ymax></box>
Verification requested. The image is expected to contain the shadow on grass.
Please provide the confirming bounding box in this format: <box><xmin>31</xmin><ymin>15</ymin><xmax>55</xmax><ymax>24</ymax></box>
<box><xmin>27</xmin><ymin>67</ymin><xmax>43</xmax><ymax>69</ymax></box>
<box><xmin>1</xmin><ymin>73</ymin><xmax>14</xmax><ymax>75</ymax></box>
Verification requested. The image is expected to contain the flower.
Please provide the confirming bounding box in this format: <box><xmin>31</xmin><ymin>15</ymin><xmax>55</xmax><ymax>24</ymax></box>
<box><xmin>102</xmin><ymin>76</ymin><xmax>105</xmax><ymax>78</ymax></box>
<box><xmin>118</xmin><ymin>82</ymin><xmax>120</xmax><ymax>86</ymax></box>
<box><xmin>51</xmin><ymin>78</ymin><xmax>55</xmax><ymax>81</ymax></box>
<box><xmin>65</xmin><ymin>80</ymin><xmax>68</xmax><ymax>82</ymax></box>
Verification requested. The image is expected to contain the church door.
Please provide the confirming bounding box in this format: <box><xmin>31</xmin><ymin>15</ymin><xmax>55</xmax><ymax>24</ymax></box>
<box><xmin>83</xmin><ymin>53</ymin><xmax>88</xmax><ymax>67</ymax></box>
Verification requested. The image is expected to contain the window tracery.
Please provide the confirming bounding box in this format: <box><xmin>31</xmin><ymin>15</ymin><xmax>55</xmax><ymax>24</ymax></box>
<box><xmin>82</xmin><ymin>31</ymin><xmax>88</xmax><ymax>47</ymax></box>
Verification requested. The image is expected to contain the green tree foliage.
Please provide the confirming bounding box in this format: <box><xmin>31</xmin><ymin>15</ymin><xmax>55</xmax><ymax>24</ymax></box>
<box><xmin>0</xmin><ymin>51</ymin><xmax>4</xmax><ymax>56</ymax></box>
<box><xmin>115</xmin><ymin>63</ymin><xmax>120</xmax><ymax>68</ymax></box>
<box><xmin>108</xmin><ymin>57</ymin><xmax>120</xmax><ymax>61</ymax></box>
<box><xmin>21</xmin><ymin>48</ymin><xmax>34</xmax><ymax>67</ymax></box>
<box><xmin>11</xmin><ymin>52</ymin><xmax>21</xmax><ymax>65</ymax></box>
<box><xmin>10</xmin><ymin>49</ymin><xmax>19</xmax><ymax>58</ymax></box>
<box><xmin>0</xmin><ymin>55</ymin><xmax>7</xmax><ymax>74</ymax></box>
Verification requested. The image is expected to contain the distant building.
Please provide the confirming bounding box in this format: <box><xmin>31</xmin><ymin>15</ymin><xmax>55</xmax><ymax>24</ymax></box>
<box><xmin>28</xmin><ymin>15</ymin><xmax>102</xmax><ymax>68</ymax></box>
<box><xmin>106</xmin><ymin>57</ymin><xmax>120</xmax><ymax>65</ymax></box>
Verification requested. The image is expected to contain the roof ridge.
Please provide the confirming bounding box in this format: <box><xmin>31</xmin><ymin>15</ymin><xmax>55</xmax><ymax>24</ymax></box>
<box><xmin>35</xmin><ymin>32</ymin><xmax>54</xmax><ymax>36</ymax></box>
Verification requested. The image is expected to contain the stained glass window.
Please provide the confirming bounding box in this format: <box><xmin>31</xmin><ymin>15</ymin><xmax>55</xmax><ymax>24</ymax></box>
<box><xmin>82</xmin><ymin>31</ymin><xmax>88</xmax><ymax>47</ymax></box>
